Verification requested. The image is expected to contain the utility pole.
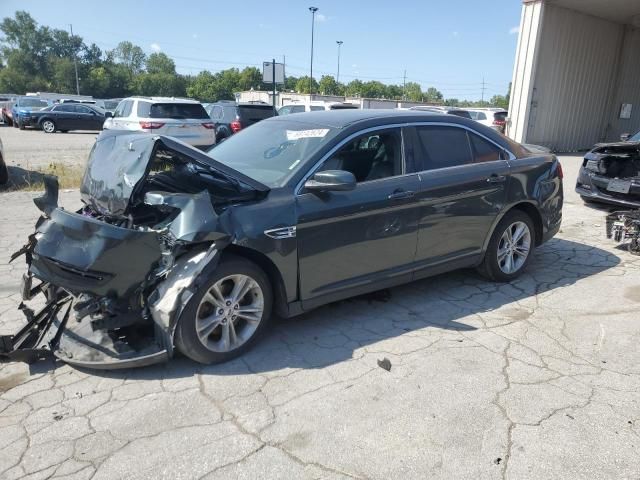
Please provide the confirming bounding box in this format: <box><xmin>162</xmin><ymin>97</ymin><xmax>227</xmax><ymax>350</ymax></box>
<box><xmin>69</xmin><ymin>24</ymin><xmax>80</xmax><ymax>95</ymax></box>
<box><xmin>309</xmin><ymin>7</ymin><xmax>318</xmax><ymax>95</ymax></box>
<box><xmin>272</xmin><ymin>58</ymin><xmax>277</xmax><ymax>115</ymax></box>
<box><xmin>336</xmin><ymin>41</ymin><xmax>343</xmax><ymax>84</ymax></box>
<box><xmin>402</xmin><ymin>70</ymin><xmax>407</xmax><ymax>100</ymax></box>
<box><xmin>481</xmin><ymin>76</ymin><xmax>486</xmax><ymax>103</ymax></box>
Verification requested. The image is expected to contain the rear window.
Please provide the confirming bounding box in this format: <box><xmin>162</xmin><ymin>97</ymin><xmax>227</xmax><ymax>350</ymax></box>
<box><xmin>139</xmin><ymin>102</ymin><xmax>209</xmax><ymax>119</ymax></box>
<box><xmin>493</xmin><ymin>112</ymin><xmax>507</xmax><ymax>122</ymax></box>
<box><xmin>237</xmin><ymin>105</ymin><xmax>275</xmax><ymax>122</ymax></box>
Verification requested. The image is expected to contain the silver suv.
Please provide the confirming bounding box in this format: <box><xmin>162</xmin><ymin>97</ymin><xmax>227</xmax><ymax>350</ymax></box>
<box><xmin>104</xmin><ymin>97</ymin><xmax>215</xmax><ymax>148</ymax></box>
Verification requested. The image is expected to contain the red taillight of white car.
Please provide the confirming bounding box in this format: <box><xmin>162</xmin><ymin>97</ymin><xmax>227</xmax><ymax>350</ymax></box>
<box><xmin>139</xmin><ymin>121</ymin><xmax>165</xmax><ymax>130</ymax></box>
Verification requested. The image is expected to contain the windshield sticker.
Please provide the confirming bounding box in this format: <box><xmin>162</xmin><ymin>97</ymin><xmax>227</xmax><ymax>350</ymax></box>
<box><xmin>288</xmin><ymin>159</ymin><xmax>301</xmax><ymax>170</ymax></box>
<box><xmin>286</xmin><ymin>129</ymin><xmax>330</xmax><ymax>140</ymax></box>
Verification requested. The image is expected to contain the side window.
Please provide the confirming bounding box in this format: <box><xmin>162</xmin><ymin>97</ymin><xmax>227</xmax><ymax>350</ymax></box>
<box><xmin>122</xmin><ymin>100</ymin><xmax>133</xmax><ymax>117</ymax></box>
<box><xmin>310</xmin><ymin>105</ymin><xmax>324</xmax><ymax>111</ymax></box>
<box><xmin>468</xmin><ymin>111</ymin><xmax>478</xmax><ymax>120</ymax></box>
<box><xmin>414</xmin><ymin>126</ymin><xmax>473</xmax><ymax>170</ymax></box>
<box><xmin>76</xmin><ymin>105</ymin><xmax>92</xmax><ymax>114</ymax></box>
<box><xmin>469</xmin><ymin>132</ymin><xmax>505</xmax><ymax>163</ymax></box>
<box><xmin>136</xmin><ymin>101</ymin><xmax>151</xmax><ymax>118</ymax></box>
<box><xmin>55</xmin><ymin>105</ymin><xmax>74</xmax><ymax>112</ymax></box>
<box><xmin>112</xmin><ymin>101</ymin><xmax>126</xmax><ymax>118</ymax></box>
<box><xmin>290</xmin><ymin>105</ymin><xmax>305</xmax><ymax>113</ymax></box>
<box><xmin>278</xmin><ymin>107</ymin><xmax>290</xmax><ymax>115</ymax></box>
<box><xmin>114</xmin><ymin>100</ymin><xmax>133</xmax><ymax>118</ymax></box>
<box><xmin>318</xmin><ymin>129</ymin><xmax>402</xmax><ymax>182</ymax></box>
<box><xmin>477</xmin><ymin>112</ymin><xmax>487</xmax><ymax>120</ymax></box>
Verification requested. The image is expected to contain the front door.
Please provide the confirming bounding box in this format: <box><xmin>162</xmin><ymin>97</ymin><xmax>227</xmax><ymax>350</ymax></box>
<box><xmin>407</xmin><ymin>125</ymin><xmax>510</xmax><ymax>270</ymax></box>
<box><xmin>296</xmin><ymin>127</ymin><xmax>422</xmax><ymax>308</ymax></box>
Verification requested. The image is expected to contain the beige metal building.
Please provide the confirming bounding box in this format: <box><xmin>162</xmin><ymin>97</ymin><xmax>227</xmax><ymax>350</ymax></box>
<box><xmin>508</xmin><ymin>0</ymin><xmax>640</xmax><ymax>151</ymax></box>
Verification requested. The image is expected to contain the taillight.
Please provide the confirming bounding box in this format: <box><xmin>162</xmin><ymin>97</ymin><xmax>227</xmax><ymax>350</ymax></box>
<box><xmin>230</xmin><ymin>120</ymin><xmax>242</xmax><ymax>133</ymax></box>
<box><xmin>556</xmin><ymin>161</ymin><xmax>563</xmax><ymax>180</ymax></box>
<box><xmin>202</xmin><ymin>122</ymin><xmax>215</xmax><ymax>129</ymax></box>
<box><xmin>139</xmin><ymin>121</ymin><xmax>165</xmax><ymax>130</ymax></box>
<box><xmin>493</xmin><ymin>120</ymin><xmax>506</xmax><ymax>126</ymax></box>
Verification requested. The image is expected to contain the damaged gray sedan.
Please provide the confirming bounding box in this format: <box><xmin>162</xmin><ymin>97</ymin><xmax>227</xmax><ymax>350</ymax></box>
<box><xmin>1</xmin><ymin>110</ymin><xmax>563</xmax><ymax>369</ymax></box>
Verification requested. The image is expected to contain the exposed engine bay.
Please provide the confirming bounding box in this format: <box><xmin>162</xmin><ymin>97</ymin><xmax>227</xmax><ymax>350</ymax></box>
<box><xmin>584</xmin><ymin>143</ymin><xmax>640</xmax><ymax>180</ymax></box>
<box><xmin>606</xmin><ymin>210</ymin><xmax>640</xmax><ymax>255</ymax></box>
<box><xmin>0</xmin><ymin>132</ymin><xmax>269</xmax><ymax>369</ymax></box>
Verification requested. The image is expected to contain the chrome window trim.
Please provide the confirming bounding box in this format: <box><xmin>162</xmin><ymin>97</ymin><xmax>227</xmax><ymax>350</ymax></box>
<box><xmin>295</xmin><ymin>121</ymin><xmax>515</xmax><ymax>195</ymax></box>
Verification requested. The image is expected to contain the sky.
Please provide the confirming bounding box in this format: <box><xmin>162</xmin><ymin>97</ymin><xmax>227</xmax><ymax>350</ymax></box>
<box><xmin>2</xmin><ymin>0</ymin><xmax>523</xmax><ymax>101</ymax></box>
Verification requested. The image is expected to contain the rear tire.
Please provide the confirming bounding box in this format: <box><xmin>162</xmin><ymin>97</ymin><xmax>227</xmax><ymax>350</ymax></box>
<box><xmin>478</xmin><ymin>210</ymin><xmax>536</xmax><ymax>282</ymax></box>
<box><xmin>175</xmin><ymin>254</ymin><xmax>273</xmax><ymax>364</ymax></box>
<box><xmin>41</xmin><ymin>119</ymin><xmax>56</xmax><ymax>133</ymax></box>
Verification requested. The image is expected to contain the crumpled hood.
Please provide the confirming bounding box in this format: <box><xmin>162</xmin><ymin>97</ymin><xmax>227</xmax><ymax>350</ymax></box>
<box><xmin>80</xmin><ymin>131</ymin><xmax>269</xmax><ymax>217</ymax></box>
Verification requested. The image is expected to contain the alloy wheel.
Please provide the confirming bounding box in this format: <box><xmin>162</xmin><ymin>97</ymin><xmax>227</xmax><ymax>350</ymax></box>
<box><xmin>195</xmin><ymin>274</ymin><xmax>264</xmax><ymax>353</ymax></box>
<box><xmin>42</xmin><ymin>120</ymin><xmax>55</xmax><ymax>133</ymax></box>
<box><xmin>497</xmin><ymin>221</ymin><xmax>531</xmax><ymax>274</ymax></box>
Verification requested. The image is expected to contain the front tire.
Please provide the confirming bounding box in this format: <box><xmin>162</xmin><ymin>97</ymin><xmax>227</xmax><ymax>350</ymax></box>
<box><xmin>478</xmin><ymin>210</ymin><xmax>535</xmax><ymax>282</ymax></box>
<box><xmin>41</xmin><ymin>119</ymin><xmax>56</xmax><ymax>133</ymax></box>
<box><xmin>175</xmin><ymin>254</ymin><xmax>273</xmax><ymax>364</ymax></box>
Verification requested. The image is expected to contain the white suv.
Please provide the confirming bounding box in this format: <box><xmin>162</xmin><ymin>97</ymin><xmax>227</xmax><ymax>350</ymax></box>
<box><xmin>465</xmin><ymin>108</ymin><xmax>508</xmax><ymax>133</ymax></box>
<box><xmin>278</xmin><ymin>101</ymin><xmax>358</xmax><ymax>115</ymax></box>
<box><xmin>103</xmin><ymin>97</ymin><xmax>215</xmax><ymax>148</ymax></box>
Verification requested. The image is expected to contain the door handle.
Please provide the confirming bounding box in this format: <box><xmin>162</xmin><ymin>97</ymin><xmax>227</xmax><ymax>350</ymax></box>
<box><xmin>486</xmin><ymin>174</ymin><xmax>507</xmax><ymax>183</ymax></box>
<box><xmin>388</xmin><ymin>190</ymin><xmax>415</xmax><ymax>200</ymax></box>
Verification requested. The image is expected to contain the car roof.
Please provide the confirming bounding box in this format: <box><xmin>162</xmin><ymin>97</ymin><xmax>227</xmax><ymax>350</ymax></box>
<box><xmin>128</xmin><ymin>97</ymin><xmax>201</xmax><ymax>104</ymax></box>
<box><xmin>264</xmin><ymin>108</ymin><xmax>492</xmax><ymax>129</ymax></box>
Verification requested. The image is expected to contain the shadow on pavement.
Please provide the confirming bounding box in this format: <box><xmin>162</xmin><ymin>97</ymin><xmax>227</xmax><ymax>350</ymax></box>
<box><xmin>0</xmin><ymin>165</ymin><xmax>46</xmax><ymax>191</ymax></box>
<box><xmin>66</xmin><ymin>236</ymin><xmax>621</xmax><ymax>381</ymax></box>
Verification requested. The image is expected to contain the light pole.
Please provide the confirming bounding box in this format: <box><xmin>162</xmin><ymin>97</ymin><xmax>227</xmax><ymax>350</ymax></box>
<box><xmin>309</xmin><ymin>7</ymin><xmax>318</xmax><ymax>95</ymax></box>
<box><xmin>336</xmin><ymin>40</ymin><xmax>343</xmax><ymax>84</ymax></box>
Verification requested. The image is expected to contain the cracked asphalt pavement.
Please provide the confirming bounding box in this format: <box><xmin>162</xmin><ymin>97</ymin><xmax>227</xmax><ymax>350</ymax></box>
<box><xmin>1</xmin><ymin>151</ymin><xmax>639</xmax><ymax>479</ymax></box>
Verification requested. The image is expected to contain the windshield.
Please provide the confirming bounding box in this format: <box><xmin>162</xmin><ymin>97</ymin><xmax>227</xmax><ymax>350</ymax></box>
<box><xmin>206</xmin><ymin>119</ymin><xmax>340</xmax><ymax>187</ymax></box>
<box><xmin>19</xmin><ymin>98</ymin><xmax>48</xmax><ymax>108</ymax></box>
<box><xmin>629</xmin><ymin>131</ymin><xmax>640</xmax><ymax>142</ymax></box>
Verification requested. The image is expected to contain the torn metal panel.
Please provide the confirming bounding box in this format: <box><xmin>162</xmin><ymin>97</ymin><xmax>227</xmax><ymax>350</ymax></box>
<box><xmin>149</xmin><ymin>245</ymin><xmax>219</xmax><ymax>339</ymax></box>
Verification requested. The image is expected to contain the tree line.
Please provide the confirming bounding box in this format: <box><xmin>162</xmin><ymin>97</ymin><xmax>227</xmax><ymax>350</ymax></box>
<box><xmin>0</xmin><ymin>11</ymin><xmax>509</xmax><ymax>108</ymax></box>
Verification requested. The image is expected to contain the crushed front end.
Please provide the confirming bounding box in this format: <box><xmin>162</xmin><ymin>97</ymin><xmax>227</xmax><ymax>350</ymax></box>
<box><xmin>576</xmin><ymin>142</ymin><xmax>640</xmax><ymax>207</ymax></box>
<box><xmin>0</xmin><ymin>132</ymin><xmax>268</xmax><ymax>369</ymax></box>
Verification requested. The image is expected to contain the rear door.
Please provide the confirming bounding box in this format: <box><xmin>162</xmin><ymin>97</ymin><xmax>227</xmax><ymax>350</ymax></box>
<box><xmin>408</xmin><ymin>124</ymin><xmax>511</xmax><ymax>271</ymax></box>
<box><xmin>51</xmin><ymin>105</ymin><xmax>75</xmax><ymax>129</ymax></box>
<box><xmin>296</xmin><ymin>126</ymin><xmax>422</xmax><ymax>307</ymax></box>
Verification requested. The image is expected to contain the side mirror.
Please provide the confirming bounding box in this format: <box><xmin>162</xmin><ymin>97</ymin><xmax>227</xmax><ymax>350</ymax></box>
<box><xmin>304</xmin><ymin>170</ymin><xmax>356</xmax><ymax>192</ymax></box>
<box><xmin>104</xmin><ymin>111</ymin><xmax>113</xmax><ymax>118</ymax></box>
<box><xmin>620</xmin><ymin>133</ymin><xmax>631</xmax><ymax>142</ymax></box>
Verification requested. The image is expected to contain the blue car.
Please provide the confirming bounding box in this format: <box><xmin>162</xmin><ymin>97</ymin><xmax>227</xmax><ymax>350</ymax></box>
<box><xmin>11</xmin><ymin>97</ymin><xmax>50</xmax><ymax>129</ymax></box>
